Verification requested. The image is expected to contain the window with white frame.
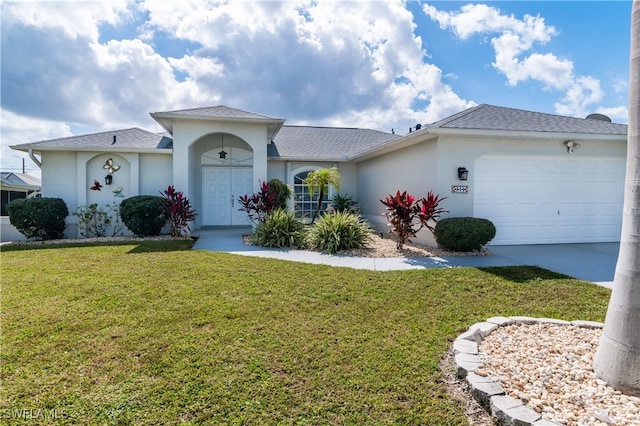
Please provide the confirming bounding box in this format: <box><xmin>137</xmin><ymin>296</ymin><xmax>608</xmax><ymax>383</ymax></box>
<box><xmin>293</xmin><ymin>170</ymin><xmax>331</xmax><ymax>222</ymax></box>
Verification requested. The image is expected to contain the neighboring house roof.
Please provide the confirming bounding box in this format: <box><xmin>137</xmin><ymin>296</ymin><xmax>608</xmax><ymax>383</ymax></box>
<box><xmin>269</xmin><ymin>125</ymin><xmax>402</xmax><ymax>161</ymax></box>
<box><xmin>0</xmin><ymin>172</ymin><xmax>41</xmax><ymax>190</ymax></box>
<box><xmin>429</xmin><ymin>104</ymin><xmax>628</xmax><ymax>136</ymax></box>
<box><xmin>11</xmin><ymin>128</ymin><xmax>173</xmax><ymax>152</ymax></box>
<box><xmin>150</xmin><ymin>105</ymin><xmax>285</xmax><ymax>139</ymax></box>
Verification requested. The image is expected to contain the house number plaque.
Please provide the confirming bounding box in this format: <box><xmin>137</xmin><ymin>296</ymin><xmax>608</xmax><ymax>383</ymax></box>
<box><xmin>451</xmin><ymin>185</ymin><xmax>469</xmax><ymax>194</ymax></box>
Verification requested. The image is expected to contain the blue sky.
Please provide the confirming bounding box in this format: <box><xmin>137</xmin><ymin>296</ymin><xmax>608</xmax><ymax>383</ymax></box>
<box><xmin>1</xmin><ymin>1</ymin><xmax>632</xmax><ymax>176</ymax></box>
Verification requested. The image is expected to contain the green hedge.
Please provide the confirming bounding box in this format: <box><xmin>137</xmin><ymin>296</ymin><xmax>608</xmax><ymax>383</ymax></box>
<box><xmin>433</xmin><ymin>217</ymin><xmax>496</xmax><ymax>252</ymax></box>
<box><xmin>7</xmin><ymin>197</ymin><xmax>69</xmax><ymax>240</ymax></box>
<box><xmin>119</xmin><ymin>195</ymin><xmax>166</xmax><ymax>237</ymax></box>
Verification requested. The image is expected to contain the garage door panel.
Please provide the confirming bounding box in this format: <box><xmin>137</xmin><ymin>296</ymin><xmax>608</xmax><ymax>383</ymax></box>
<box><xmin>474</xmin><ymin>156</ymin><xmax>624</xmax><ymax>245</ymax></box>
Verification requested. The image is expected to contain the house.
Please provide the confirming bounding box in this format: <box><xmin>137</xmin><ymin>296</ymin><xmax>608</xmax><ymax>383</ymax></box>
<box><xmin>9</xmin><ymin>104</ymin><xmax>627</xmax><ymax>245</ymax></box>
<box><xmin>1</xmin><ymin>172</ymin><xmax>41</xmax><ymax>240</ymax></box>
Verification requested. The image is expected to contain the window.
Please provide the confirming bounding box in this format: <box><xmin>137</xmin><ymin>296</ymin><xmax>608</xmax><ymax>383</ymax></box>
<box><xmin>293</xmin><ymin>170</ymin><xmax>330</xmax><ymax>222</ymax></box>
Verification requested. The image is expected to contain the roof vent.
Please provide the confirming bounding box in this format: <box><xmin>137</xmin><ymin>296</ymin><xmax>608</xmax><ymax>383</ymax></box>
<box><xmin>415</xmin><ymin>123</ymin><xmax>422</xmax><ymax>130</ymax></box>
<box><xmin>112</xmin><ymin>135</ymin><xmax>117</xmax><ymax>145</ymax></box>
<box><xmin>586</xmin><ymin>113</ymin><xmax>611</xmax><ymax>122</ymax></box>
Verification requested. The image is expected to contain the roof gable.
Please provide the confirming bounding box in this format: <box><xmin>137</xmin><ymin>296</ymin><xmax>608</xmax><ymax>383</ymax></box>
<box><xmin>152</xmin><ymin>105</ymin><xmax>279</xmax><ymax>121</ymax></box>
<box><xmin>150</xmin><ymin>105</ymin><xmax>285</xmax><ymax>138</ymax></box>
<box><xmin>269</xmin><ymin>125</ymin><xmax>401</xmax><ymax>160</ymax></box>
<box><xmin>431</xmin><ymin>104</ymin><xmax>627</xmax><ymax>135</ymax></box>
<box><xmin>11</xmin><ymin>128</ymin><xmax>172</xmax><ymax>152</ymax></box>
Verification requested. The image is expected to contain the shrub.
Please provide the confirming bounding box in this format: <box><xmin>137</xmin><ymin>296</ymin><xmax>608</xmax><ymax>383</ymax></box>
<box><xmin>330</xmin><ymin>194</ymin><xmax>359</xmax><ymax>214</ymax></box>
<box><xmin>307</xmin><ymin>212</ymin><xmax>372</xmax><ymax>254</ymax></box>
<box><xmin>238</xmin><ymin>181</ymin><xmax>279</xmax><ymax>225</ymax></box>
<box><xmin>119</xmin><ymin>195</ymin><xmax>166</xmax><ymax>237</ymax></box>
<box><xmin>74</xmin><ymin>203</ymin><xmax>111</xmax><ymax>238</ymax></box>
<box><xmin>161</xmin><ymin>186</ymin><xmax>197</xmax><ymax>237</ymax></box>
<box><xmin>433</xmin><ymin>217</ymin><xmax>496</xmax><ymax>252</ymax></box>
<box><xmin>267</xmin><ymin>178</ymin><xmax>292</xmax><ymax>210</ymax></box>
<box><xmin>380</xmin><ymin>190</ymin><xmax>447</xmax><ymax>249</ymax></box>
<box><xmin>250</xmin><ymin>208</ymin><xmax>306</xmax><ymax>248</ymax></box>
<box><xmin>7</xmin><ymin>197</ymin><xmax>68</xmax><ymax>240</ymax></box>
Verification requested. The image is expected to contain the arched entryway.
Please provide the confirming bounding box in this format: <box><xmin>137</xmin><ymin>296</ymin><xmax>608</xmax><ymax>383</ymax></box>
<box><xmin>195</xmin><ymin>133</ymin><xmax>254</xmax><ymax>226</ymax></box>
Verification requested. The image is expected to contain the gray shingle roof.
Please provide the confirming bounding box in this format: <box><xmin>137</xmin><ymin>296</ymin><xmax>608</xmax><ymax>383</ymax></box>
<box><xmin>11</xmin><ymin>128</ymin><xmax>173</xmax><ymax>151</ymax></box>
<box><xmin>0</xmin><ymin>172</ymin><xmax>41</xmax><ymax>188</ymax></box>
<box><xmin>152</xmin><ymin>105</ymin><xmax>280</xmax><ymax>121</ymax></box>
<box><xmin>431</xmin><ymin>104</ymin><xmax>627</xmax><ymax>135</ymax></box>
<box><xmin>269</xmin><ymin>125</ymin><xmax>401</xmax><ymax>160</ymax></box>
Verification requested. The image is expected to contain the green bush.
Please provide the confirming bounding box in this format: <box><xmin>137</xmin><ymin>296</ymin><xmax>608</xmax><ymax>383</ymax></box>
<box><xmin>7</xmin><ymin>197</ymin><xmax>69</xmax><ymax>240</ymax></box>
<box><xmin>307</xmin><ymin>212</ymin><xmax>372</xmax><ymax>254</ymax></box>
<box><xmin>330</xmin><ymin>194</ymin><xmax>359</xmax><ymax>214</ymax></box>
<box><xmin>267</xmin><ymin>178</ymin><xmax>292</xmax><ymax>210</ymax></box>
<box><xmin>119</xmin><ymin>195</ymin><xmax>166</xmax><ymax>237</ymax></box>
<box><xmin>250</xmin><ymin>208</ymin><xmax>306</xmax><ymax>248</ymax></box>
<box><xmin>433</xmin><ymin>217</ymin><xmax>496</xmax><ymax>252</ymax></box>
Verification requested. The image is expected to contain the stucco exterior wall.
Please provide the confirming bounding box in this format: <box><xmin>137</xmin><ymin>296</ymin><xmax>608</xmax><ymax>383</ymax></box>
<box><xmin>434</xmin><ymin>134</ymin><xmax>627</xmax><ymax>219</ymax></box>
<box><xmin>171</xmin><ymin>119</ymin><xmax>269</xmax><ymax>201</ymax></box>
<box><xmin>139</xmin><ymin>154</ymin><xmax>173</xmax><ymax>195</ymax></box>
<box><xmin>357</xmin><ymin>133</ymin><xmax>626</xmax><ymax>246</ymax></box>
<box><xmin>357</xmin><ymin>139</ymin><xmax>438</xmax><ymax>231</ymax></box>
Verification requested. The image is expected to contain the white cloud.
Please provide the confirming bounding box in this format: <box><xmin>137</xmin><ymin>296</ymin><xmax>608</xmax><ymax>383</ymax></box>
<box><xmin>1</xmin><ymin>0</ymin><xmax>476</xmax><ymax>143</ymax></box>
<box><xmin>554</xmin><ymin>76</ymin><xmax>604</xmax><ymax>118</ymax></box>
<box><xmin>1</xmin><ymin>0</ymin><xmax>131</xmax><ymax>41</ymax></box>
<box><xmin>423</xmin><ymin>2</ymin><xmax>607</xmax><ymax>117</ymax></box>
<box><xmin>137</xmin><ymin>0</ymin><xmax>473</xmax><ymax>128</ymax></box>
<box><xmin>1</xmin><ymin>109</ymin><xmax>74</xmax><ymax>177</ymax></box>
<box><xmin>595</xmin><ymin>106</ymin><xmax>628</xmax><ymax>123</ymax></box>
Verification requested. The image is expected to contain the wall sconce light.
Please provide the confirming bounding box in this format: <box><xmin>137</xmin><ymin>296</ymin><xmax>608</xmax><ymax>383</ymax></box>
<box><xmin>458</xmin><ymin>167</ymin><xmax>469</xmax><ymax>181</ymax></box>
<box><xmin>105</xmin><ymin>174</ymin><xmax>113</xmax><ymax>185</ymax></box>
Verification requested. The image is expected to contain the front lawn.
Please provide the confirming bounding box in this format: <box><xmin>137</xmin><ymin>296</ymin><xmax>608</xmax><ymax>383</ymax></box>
<box><xmin>1</xmin><ymin>241</ymin><xmax>610</xmax><ymax>425</ymax></box>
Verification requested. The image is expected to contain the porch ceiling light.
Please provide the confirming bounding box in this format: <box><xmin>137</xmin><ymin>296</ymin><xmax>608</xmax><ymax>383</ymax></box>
<box><xmin>458</xmin><ymin>167</ymin><xmax>469</xmax><ymax>181</ymax></box>
<box><xmin>219</xmin><ymin>150</ymin><xmax>228</xmax><ymax>159</ymax></box>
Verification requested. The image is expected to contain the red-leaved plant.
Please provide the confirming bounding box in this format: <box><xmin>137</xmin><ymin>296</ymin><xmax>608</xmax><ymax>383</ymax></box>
<box><xmin>380</xmin><ymin>190</ymin><xmax>447</xmax><ymax>249</ymax></box>
<box><xmin>161</xmin><ymin>185</ymin><xmax>197</xmax><ymax>237</ymax></box>
<box><xmin>238</xmin><ymin>181</ymin><xmax>279</xmax><ymax>225</ymax></box>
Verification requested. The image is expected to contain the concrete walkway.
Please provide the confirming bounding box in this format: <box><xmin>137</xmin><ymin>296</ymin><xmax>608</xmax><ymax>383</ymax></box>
<box><xmin>192</xmin><ymin>228</ymin><xmax>618</xmax><ymax>288</ymax></box>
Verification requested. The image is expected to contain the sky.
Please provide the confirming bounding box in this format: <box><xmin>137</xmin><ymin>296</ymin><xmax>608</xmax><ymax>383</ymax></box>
<box><xmin>0</xmin><ymin>1</ymin><xmax>633</xmax><ymax>177</ymax></box>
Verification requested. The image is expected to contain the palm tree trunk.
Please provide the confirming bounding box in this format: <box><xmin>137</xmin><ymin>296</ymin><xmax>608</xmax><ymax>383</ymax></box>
<box><xmin>311</xmin><ymin>188</ymin><xmax>324</xmax><ymax>224</ymax></box>
<box><xmin>593</xmin><ymin>0</ymin><xmax>640</xmax><ymax>397</ymax></box>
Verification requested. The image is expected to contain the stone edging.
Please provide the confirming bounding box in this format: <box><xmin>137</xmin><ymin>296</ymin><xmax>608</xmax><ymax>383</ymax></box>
<box><xmin>453</xmin><ymin>316</ymin><xmax>604</xmax><ymax>426</ymax></box>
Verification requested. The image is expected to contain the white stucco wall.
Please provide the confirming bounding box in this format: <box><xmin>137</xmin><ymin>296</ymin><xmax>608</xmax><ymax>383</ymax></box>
<box><xmin>357</xmin><ymin>133</ymin><xmax>626</xmax><ymax>246</ymax></box>
<box><xmin>139</xmin><ymin>154</ymin><xmax>173</xmax><ymax>196</ymax></box>
<box><xmin>357</xmin><ymin>139</ymin><xmax>438</xmax><ymax>232</ymax></box>
<box><xmin>23</xmin><ymin>150</ymin><xmax>173</xmax><ymax>239</ymax></box>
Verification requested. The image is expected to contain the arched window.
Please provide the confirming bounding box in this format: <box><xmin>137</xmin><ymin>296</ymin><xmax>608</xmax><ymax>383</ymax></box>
<box><xmin>292</xmin><ymin>168</ymin><xmax>332</xmax><ymax>222</ymax></box>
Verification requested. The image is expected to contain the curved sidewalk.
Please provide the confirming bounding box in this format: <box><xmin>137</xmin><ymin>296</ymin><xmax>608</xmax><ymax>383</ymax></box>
<box><xmin>192</xmin><ymin>228</ymin><xmax>618</xmax><ymax>288</ymax></box>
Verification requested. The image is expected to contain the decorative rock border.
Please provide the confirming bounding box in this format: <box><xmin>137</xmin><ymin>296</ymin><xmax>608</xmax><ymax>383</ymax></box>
<box><xmin>453</xmin><ymin>316</ymin><xmax>604</xmax><ymax>426</ymax></box>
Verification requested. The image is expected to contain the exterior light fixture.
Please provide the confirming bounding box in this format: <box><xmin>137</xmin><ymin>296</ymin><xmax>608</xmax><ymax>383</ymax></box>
<box><xmin>219</xmin><ymin>150</ymin><xmax>228</xmax><ymax>159</ymax></box>
<box><xmin>105</xmin><ymin>174</ymin><xmax>113</xmax><ymax>185</ymax></box>
<box><xmin>458</xmin><ymin>167</ymin><xmax>469</xmax><ymax>181</ymax></box>
<box><xmin>565</xmin><ymin>140</ymin><xmax>579</xmax><ymax>154</ymax></box>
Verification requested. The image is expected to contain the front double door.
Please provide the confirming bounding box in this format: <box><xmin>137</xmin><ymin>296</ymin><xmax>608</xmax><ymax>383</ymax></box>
<box><xmin>202</xmin><ymin>167</ymin><xmax>253</xmax><ymax>226</ymax></box>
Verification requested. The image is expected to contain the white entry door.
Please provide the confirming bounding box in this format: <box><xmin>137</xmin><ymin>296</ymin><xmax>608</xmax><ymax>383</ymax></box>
<box><xmin>202</xmin><ymin>167</ymin><xmax>253</xmax><ymax>226</ymax></box>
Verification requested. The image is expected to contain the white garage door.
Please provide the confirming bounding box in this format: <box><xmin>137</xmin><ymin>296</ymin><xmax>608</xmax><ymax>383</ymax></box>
<box><xmin>474</xmin><ymin>156</ymin><xmax>625</xmax><ymax>245</ymax></box>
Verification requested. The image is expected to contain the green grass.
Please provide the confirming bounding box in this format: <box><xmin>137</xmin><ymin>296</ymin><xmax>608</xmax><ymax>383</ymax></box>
<box><xmin>1</xmin><ymin>241</ymin><xmax>610</xmax><ymax>425</ymax></box>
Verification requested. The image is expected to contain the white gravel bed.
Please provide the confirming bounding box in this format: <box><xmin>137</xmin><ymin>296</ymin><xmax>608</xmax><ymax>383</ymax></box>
<box><xmin>479</xmin><ymin>323</ymin><xmax>640</xmax><ymax>425</ymax></box>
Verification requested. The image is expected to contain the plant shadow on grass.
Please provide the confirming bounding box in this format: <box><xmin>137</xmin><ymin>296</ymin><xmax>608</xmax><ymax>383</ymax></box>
<box><xmin>478</xmin><ymin>265</ymin><xmax>571</xmax><ymax>283</ymax></box>
<box><xmin>0</xmin><ymin>239</ymin><xmax>194</xmax><ymax>254</ymax></box>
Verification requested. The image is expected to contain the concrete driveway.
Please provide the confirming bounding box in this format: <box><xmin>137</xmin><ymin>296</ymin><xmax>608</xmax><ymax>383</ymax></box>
<box><xmin>192</xmin><ymin>228</ymin><xmax>618</xmax><ymax>288</ymax></box>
